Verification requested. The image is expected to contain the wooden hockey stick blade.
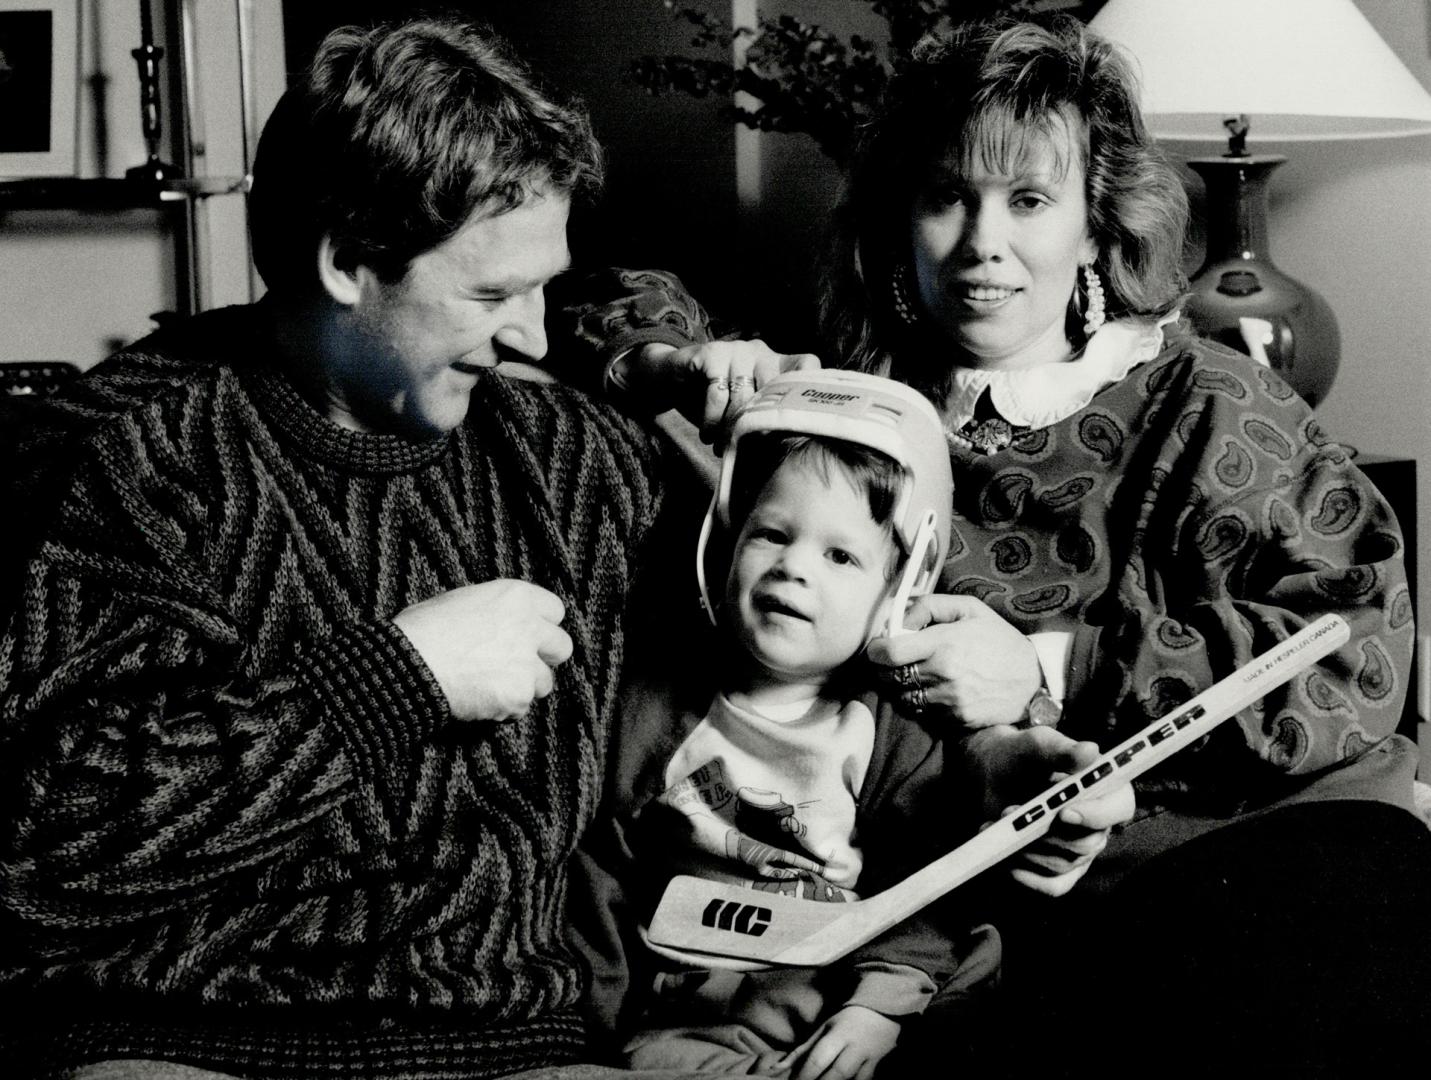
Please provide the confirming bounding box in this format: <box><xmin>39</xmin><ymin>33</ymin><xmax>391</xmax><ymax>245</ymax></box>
<box><xmin>646</xmin><ymin>614</ymin><xmax>1351</xmax><ymax>969</ymax></box>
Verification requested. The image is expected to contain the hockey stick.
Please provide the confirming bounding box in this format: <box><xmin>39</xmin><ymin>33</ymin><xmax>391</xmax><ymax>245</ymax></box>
<box><xmin>644</xmin><ymin>613</ymin><xmax>1350</xmax><ymax>970</ymax></box>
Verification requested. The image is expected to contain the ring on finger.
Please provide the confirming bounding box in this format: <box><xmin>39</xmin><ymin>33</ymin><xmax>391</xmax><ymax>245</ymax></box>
<box><xmin>728</xmin><ymin>374</ymin><xmax>754</xmax><ymax>392</ymax></box>
<box><xmin>903</xmin><ymin>684</ymin><xmax>928</xmax><ymax>714</ymax></box>
<box><xmin>895</xmin><ymin>661</ymin><xmax>922</xmax><ymax>688</ymax></box>
<box><xmin>713</xmin><ymin>377</ymin><xmax>730</xmax><ymax>392</ymax></box>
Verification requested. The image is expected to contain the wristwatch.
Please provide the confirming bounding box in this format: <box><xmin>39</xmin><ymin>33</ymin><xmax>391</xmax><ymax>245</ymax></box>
<box><xmin>1016</xmin><ymin>686</ymin><xmax>1062</xmax><ymax>729</ymax></box>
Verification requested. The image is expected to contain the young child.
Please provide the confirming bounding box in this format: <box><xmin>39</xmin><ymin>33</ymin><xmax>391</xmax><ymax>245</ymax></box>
<box><xmin>581</xmin><ymin>371</ymin><xmax>999</xmax><ymax>1078</ymax></box>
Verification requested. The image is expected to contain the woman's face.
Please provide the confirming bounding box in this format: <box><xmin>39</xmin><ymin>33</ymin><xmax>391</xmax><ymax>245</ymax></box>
<box><xmin>909</xmin><ymin>122</ymin><xmax>1096</xmax><ymax>371</ymax></box>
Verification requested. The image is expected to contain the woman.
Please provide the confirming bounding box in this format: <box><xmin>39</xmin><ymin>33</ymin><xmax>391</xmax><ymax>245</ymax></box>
<box><xmin>574</xmin><ymin>15</ymin><xmax>1429</xmax><ymax>1073</ymax></box>
<box><xmin>820</xmin><ymin>19</ymin><xmax>1431</xmax><ymax>1073</ymax></box>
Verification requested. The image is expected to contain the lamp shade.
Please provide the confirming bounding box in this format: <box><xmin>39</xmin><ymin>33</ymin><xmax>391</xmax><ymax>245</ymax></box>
<box><xmin>1089</xmin><ymin>0</ymin><xmax>1431</xmax><ymax>141</ymax></box>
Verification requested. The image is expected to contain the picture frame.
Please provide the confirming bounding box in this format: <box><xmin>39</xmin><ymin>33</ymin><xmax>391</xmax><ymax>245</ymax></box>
<box><xmin>0</xmin><ymin>0</ymin><xmax>79</xmax><ymax>178</ymax></box>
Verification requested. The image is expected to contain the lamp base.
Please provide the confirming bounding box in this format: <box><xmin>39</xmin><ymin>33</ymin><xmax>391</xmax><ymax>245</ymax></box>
<box><xmin>1185</xmin><ymin>156</ymin><xmax>1340</xmax><ymax>408</ymax></box>
<box><xmin>1184</xmin><ymin>256</ymin><xmax>1341</xmax><ymax>408</ymax></box>
<box><xmin>126</xmin><ymin>158</ymin><xmax>184</xmax><ymax>185</ymax></box>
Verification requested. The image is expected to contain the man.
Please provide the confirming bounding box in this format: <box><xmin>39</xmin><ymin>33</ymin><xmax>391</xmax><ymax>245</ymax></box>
<box><xmin>0</xmin><ymin>17</ymin><xmax>705</xmax><ymax>1079</ymax></box>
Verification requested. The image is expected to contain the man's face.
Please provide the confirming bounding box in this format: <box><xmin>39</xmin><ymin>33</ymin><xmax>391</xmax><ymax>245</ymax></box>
<box><xmin>332</xmin><ymin>188</ymin><xmax>571</xmax><ymax>438</ymax></box>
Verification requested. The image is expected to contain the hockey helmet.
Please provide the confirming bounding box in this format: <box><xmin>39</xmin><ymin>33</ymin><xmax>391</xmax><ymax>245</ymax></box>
<box><xmin>696</xmin><ymin>369</ymin><xmax>954</xmax><ymax>637</ymax></box>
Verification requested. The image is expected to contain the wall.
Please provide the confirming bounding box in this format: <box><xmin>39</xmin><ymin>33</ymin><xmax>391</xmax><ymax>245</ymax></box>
<box><xmin>0</xmin><ymin>1</ymin><xmax>287</xmax><ymax>366</ymax></box>
<box><xmin>464</xmin><ymin>0</ymin><xmax>744</xmax><ymax>323</ymax></box>
<box><xmin>730</xmin><ymin>0</ymin><xmax>881</xmax><ymax>349</ymax></box>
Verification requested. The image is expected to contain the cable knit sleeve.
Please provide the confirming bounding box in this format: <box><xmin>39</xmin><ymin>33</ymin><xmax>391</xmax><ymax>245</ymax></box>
<box><xmin>0</xmin><ymin>400</ymin><xmax>426</xmax><ymax>944</ymax></box>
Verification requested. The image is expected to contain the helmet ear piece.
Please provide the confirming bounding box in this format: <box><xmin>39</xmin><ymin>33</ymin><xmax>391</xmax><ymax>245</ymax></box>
<box><xmin>872</xmin><ymin>594</ymin><xmax>904</xmax><ymax>641</ymax></box>
<box><xmin>695</xmin><ymin>494</ymin><xmax>724</xmax><ymax>627</ymax></box>
<box><xmin>884</xmin><ymin>509</ymin><xmax>939</xmax><ymax>639</ymax></box>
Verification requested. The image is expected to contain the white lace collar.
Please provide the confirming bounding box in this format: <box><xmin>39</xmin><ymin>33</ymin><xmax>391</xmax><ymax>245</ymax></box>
<box><xmin>942</xmin><ymin>313</ymin><xmax>1178</xmax><ymax>433</ymax></box>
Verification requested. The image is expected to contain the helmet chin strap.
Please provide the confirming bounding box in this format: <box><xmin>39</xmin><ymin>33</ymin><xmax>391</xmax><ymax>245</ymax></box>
<box><xmin>884</xmin><ymin>509</ymin><xmax>939</xmax><ymax>640</ymax></box>
<box><xmin>695</xmin><ymin>490</ymin><xmax>721</xmax><ymax>627</ymax></box>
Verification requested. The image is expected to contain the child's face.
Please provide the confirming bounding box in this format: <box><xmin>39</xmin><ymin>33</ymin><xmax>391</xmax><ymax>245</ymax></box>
<box><xmin>726</xmin><ymin>458</ymin><xmax>896</xmax><ymax>684</ymax></box>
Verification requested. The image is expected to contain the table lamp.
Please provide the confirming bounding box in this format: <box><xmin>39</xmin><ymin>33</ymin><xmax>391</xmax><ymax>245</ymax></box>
<box><xmin>1089</xmin><ymin>0</ymin><xmax>1431</xmax><ymax>406</ymax></box>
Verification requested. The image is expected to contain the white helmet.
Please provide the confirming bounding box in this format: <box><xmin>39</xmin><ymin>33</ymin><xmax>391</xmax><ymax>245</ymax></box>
<box><xmin>696</xmin><ymin>369</ymin><xmax>954</xmax><ymax>638</ymax></box>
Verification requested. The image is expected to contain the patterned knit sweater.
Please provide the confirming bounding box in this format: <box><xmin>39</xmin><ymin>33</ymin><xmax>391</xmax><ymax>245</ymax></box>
<box><xmin>0</xmin><ymin>304</ymin><xmax>668</xmax><ymax>1078</ymax></box>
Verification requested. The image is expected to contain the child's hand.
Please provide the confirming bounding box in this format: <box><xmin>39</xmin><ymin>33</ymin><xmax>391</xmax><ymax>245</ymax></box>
<box><xmin>730</xmin><ymin>834</ymin><xmax>826</xmax><ymax>879</ymax></box>
<box><xmin>779</xmin><ymin>1004</ymin><xmax>900</xmax><ymax>1080</ymax></box>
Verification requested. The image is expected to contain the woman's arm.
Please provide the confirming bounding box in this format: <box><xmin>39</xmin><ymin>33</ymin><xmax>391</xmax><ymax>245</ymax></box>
<box><xmin>549</xmin><ymin>266</ymin><xmax>715</xmax><ymax>390</ymax></box>
<box><xmin>950</xmin><ymin>725</ymin><xmax>1134</xmax><ymax>895</ymax></box>
<box><xmin>1060</xmin><ymin>381</ymin><xmax>1412</xmax><ymax>809</ymax></box>
<box><xmin>864</xmin><ymin>611</ymin><xmax>1134</xmax><ymax>895</ymax></box>
<box><xmin>866</xmin><ymin>595</ymin><xmax>1045</xmax><ymax>729</ymax></box>
<box><xmin>546</xmin><ymin>267</ymin><xmax>819</xmax><ymax>438</ymax></box>
<box><xmin>876</xmin><ymin>349</ymin><xmax>1411</xmax><ymax>820</ymax></box>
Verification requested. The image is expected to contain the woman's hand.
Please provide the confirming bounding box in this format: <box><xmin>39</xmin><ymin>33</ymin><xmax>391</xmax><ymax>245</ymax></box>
<box><xmin>963</xmin><ymin>725</ymin><xmax>1135</xmax><ymax>897</ymax></box>
<box><xmin>866</xmin><ymin>594</ymin><xmax>1042</xmax><ymax>729</ymax></box>
<box><xmin>613</xmin><ymin>339</ymin><xmax>820</xmax><ymax>443</ymax></box>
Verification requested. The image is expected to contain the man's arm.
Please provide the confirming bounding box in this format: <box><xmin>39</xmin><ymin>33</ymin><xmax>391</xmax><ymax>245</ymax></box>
<box><xmin>0</xmin><ymin>414</ymin><xmax>444</xmax><ymax>953</ymax></box>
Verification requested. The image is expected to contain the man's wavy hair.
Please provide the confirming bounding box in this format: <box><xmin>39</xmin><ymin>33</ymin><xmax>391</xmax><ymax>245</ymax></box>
<box><xmin>249</xmin><ymin>17</ymin><xmax>603</xmax><ymax>296</ymax></box>
<box><xmin>820</xmin><ymin>16</ymin><xmax>1188</xmax><ymax>383</ymax></box>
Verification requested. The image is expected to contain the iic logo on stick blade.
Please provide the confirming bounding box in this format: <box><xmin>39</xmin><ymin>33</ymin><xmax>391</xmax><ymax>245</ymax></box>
<box><xmin>701</xmin><ymin>898</ymin><xmax>771</xmax><ymax>936</ymax></box>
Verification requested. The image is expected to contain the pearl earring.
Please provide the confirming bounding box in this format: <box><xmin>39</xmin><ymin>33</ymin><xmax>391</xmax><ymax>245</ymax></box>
<box><xmin>1081</xmin><ymin>262</ymin><xmax>1106</xmax><ymax>336</ymax></box>
<box><xmin>891</xmin><ymin>264</ymin><xmax>919</xmax><ymax>325</ymax></box>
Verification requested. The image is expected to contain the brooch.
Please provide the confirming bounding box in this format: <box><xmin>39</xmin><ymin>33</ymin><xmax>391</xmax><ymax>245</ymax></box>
<box><xmin>964</xmin><ymin>417</ymin><xmax>1015</xmax><ymax>454</ymax></box>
